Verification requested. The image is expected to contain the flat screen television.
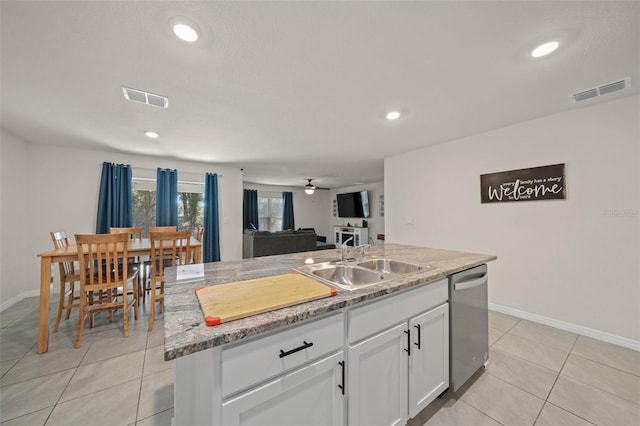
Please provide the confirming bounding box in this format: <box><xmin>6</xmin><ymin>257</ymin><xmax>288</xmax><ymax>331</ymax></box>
<box><xmin>337</xmin><ymin>191</ymin><xmax>370</xmax><ymax>218</ymax></box>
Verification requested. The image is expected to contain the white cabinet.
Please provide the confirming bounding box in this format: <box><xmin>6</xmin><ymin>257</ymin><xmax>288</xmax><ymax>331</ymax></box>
<box><xmin>174</xmin><ymin>313</ymin><xmax>344</xmax><ymax>426</ymax></box>
<box><xmin>334</xmin><ymin>226</ymin><xmax>369</xmax><ymax>246</ymax></box>
<box><xmin>408</xmin><ymin>303</ymin><xmax>449</xmax><ymax>418</ymax></box>
<box><xmin>174</xmin><ymin>280</ymin><xmax>450</xmax><ymax>426</ymax></box>
<box><xmin>222</xmin><ymin>351</ymin><xmax>345</xmax><ymax>426</ymax></box>
<box><xmin>348</xmin><ymin>323</ymin><xmax>408</xmax><ymax>426</ymax></box>
<box><xmin>347</xmin><ymin>280</ymin><xmax>449</xmax><ymax>424</ymax></box>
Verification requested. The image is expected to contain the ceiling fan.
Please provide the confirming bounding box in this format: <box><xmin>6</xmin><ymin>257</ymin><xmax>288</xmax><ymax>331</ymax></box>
<box><xmin>304</xmin><ymin>179</ymin><xmax>329</xmax><ymax>194</ymax></box>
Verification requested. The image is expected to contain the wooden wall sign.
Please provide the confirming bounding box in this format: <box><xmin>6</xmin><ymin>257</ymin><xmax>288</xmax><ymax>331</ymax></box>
<box><xmin>480</xmin><ymin>164</ymin><xmax>566</xmax><ymax>203</ymax></box>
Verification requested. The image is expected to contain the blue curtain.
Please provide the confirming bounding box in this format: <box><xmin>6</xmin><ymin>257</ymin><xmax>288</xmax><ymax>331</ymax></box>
<box><xmin>96</xmin><ymin>162</ymin><xmax>133</xmax><ymax>234</ymax></box>
<box><xmin>243</xmin><ymin>189</ymin><xmax>259</xmax><ymax>230</ymax></box>
<box><xmin>282</xmin><ymin>191</ymin><xmax>295</xmax><ymax>230</ymax></box>
<box><xmin>156</xmin><ymin>168</ymin><xmax>178</xmax><ymax>226</ymax></box>
<box><xmin>203</xmin><ymin>173</ymin><xmax>221</xmax><ymax>262</ymax></box>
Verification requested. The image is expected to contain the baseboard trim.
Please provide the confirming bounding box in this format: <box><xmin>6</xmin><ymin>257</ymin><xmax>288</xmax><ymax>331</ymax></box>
<box><xmin>1</xmin><ymin>284</ymin><xmax>56</xmax><ymax>312</ymax></box>
<box><xmin>489</xmin><ymin>303</ymin><xmax>640</xmax><ymax>351</ymax></box>
<box><xmin>0</xmin><ymin>290</ymin><xmax>42</xmax><ymax>312</ymax></box>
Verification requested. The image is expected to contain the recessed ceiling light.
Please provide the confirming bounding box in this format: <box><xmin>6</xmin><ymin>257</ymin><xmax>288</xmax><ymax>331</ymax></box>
<box><xmin>173</xmin><ymin>24</ymin><xmax>198</xmax><ymax>42</ymax></box>
<box><xmin>145</xmin><ymin>131</ymin><xmax>159</xmax><ymax>139</ymax></box>
<box><xmin>386</xmin><ymin>111</ymin><xmax>401</xmax><ymax>120</ymax></box>
<box><xmin>531</xmin><ymin>41</ymin><xmax>559</xmax><ymax>58</ymax></box>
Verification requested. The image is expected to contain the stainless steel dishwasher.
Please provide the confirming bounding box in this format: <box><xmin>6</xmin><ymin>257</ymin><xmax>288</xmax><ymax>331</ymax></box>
<box><xmin>449</xmin><ymin>264</ymin><xmax>488</xmax><ymax>392</ymax></box>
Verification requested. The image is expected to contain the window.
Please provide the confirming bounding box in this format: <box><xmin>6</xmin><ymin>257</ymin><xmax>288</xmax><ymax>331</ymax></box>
<box><xmin>258</xmin><ymin>192</ymin><xmax>282</xmax><ymax>232</ymax></box>
<box><xmin>133</xmin><ymin>178</ymin><xmax>204</xmax><ymax>237</ymax></box>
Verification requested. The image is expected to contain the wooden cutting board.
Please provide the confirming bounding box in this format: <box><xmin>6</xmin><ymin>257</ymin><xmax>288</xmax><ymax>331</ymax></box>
<box><xmin>195</xmin><ymin>273</ymin><xmax>337</xmax><ymax>326</ymax></box>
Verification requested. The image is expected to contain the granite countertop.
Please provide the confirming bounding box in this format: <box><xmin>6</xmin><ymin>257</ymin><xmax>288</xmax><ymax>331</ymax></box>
<box><xmin>163</xmin><ymin>243</ymin><xmax>496</xmax><ymax>361</ymax></box>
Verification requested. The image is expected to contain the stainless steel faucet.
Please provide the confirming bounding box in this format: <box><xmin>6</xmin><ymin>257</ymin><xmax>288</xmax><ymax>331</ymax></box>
<box><xmin>340</xmin><ymin>237</ymin><xmax>354</xmax><ymax>261</ymax></box>
<box><xmin>355</xmin><ymin>244</ymin><xmax>371</xmax><ymax>261</ymax></box>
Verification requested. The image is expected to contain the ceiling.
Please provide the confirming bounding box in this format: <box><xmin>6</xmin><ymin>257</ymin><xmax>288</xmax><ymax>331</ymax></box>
<box><xmin>1</xmin><ymin>1</ymin><xmax>638</xmax><ymax>189</ymax></box>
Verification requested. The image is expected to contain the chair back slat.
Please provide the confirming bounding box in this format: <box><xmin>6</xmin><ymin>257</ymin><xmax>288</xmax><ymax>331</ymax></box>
<box><xmin>110</xmin><ymin>227</ymin><xmax>143</xmax><ymax>242</ymax></box>
<box><xmin>149</xmin><ymin>226</ymin><xmax>177</xmax><ymax>234</ymax></box>
<box><xmin>76</xmin><ymin>233</ymin><xmax>129</xmax><ymax>292</ymax></box>
<box><xmin>50</xmin><ymin>231</ymin><xmax>76</xmax><ymax>276</ymax></box>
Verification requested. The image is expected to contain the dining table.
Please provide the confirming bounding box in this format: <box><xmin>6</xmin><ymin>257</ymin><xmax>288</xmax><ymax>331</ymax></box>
<box><xmin>36</xmin><ymin>237</ymin><xmax>202</xmax><ymax>353</ymax></box>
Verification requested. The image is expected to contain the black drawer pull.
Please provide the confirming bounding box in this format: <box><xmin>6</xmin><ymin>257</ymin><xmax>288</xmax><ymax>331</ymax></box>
<box><xmin>414</xmin><ymin>324</ymin><xmax>421</xmax><ymax>350</ymax></box>
<box><xmin>338</xmin><ymin>361</ymin><xmax>345</xmax><ymax>395</ymax></box>
<box><xmin>404</xmin><ymin>329</ymin><xmax>411</xmax><ymax>356</ymax></box>
<box><xmin>279</xmin><ymin>341</ymin><xmax>313</xmax><ymax>358</ymax></box>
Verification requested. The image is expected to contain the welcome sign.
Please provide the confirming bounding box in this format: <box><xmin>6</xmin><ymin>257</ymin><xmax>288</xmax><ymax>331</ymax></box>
<box><xmin>480</xmin><ymin>164</ymin><xmax>566</xmax><ymax>203</ymax></box>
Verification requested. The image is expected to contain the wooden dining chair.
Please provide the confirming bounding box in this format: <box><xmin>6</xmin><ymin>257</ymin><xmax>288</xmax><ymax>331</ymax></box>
<box><xmin>110</xmin><ymin>227</ymin><xmax>143</xmax><ymax>306</ymax></box>
<box><xmin>148</xmin><ymin>230</ymin><xmax>191</xmax><ymax>331</ymax></box>
<box><xmin>193</xmin><ymin>227</ymin><xmax>205</xmax><ymax>263</ymax></box>
<box><xmin>139</xmin><ymin>226</ymin><xmax>176</xmax><ymax>304</ymax></box>
<box><xmin>74</xmin><ymin>233</ymin><xmax>139</xmax><ymax>348</ymax></box>
<box><xmin>148</xmin><ymin>226</ymin><xmax>177</xmax><ymax>233</ymax></box>
<box><xmin>110</xmin><ymin>226</ymin><xmax>143</xmax><ymax>241</ymax></box>
<box><xmin>50</xmin><ymin>231</ymin><xmax>81</xmax><ymax>332</ymax></box>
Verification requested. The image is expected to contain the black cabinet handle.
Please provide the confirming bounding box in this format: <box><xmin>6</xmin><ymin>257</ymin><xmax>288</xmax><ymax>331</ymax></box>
<box><xmin>404</xmin><ymin>329</ymin><xmax>411</xmax><ymax>356</ymax></box>
<box><xmin>338</xmin><ymin>361</ymin><xmax>345</xmax><ymax>395</ymax></box>
<box><xmin>414</xmin><ymin>324</ymin><xmax>421</xmax><ymax>350</ymax></box>
<box><xmin>279</xmin><ymin>341</ymin><xmax>313</xmax><ymax>358</ymax></box>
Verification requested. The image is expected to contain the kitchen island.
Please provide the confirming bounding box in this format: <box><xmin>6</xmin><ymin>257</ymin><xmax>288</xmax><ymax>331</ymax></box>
<box><xmin>164</xmin><ymin>243</ymin><xmax>496</xmax><ymax>426</ymax></box>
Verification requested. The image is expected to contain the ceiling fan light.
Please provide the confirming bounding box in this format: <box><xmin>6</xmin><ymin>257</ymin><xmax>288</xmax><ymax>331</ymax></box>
<box><xmin>304</xmin><ymin>179</ymin><xmax>316</xmax><ymax>194</ymax></box>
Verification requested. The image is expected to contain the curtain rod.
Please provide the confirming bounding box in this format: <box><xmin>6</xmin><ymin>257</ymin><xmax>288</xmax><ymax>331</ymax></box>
<box><xmin>133</xmin><ymin>166</ymin><xmax>222</xmax><ymax>176</ymax></box>
<box><xmin>133</xmin><ymin>177</ymin><xmax>206</xmax><ymax>185</ymax></box>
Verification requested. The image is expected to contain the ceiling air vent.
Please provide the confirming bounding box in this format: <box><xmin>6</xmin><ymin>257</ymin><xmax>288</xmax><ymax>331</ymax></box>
<box><xmin>122</xmin><ymin>87</ymin><xmax>169</xmax><ymax>108</ymax></box>
<box><xmin>569</xmin><ymin>77</ymin><xmax>630</xmax><ymax>104</ymax></box>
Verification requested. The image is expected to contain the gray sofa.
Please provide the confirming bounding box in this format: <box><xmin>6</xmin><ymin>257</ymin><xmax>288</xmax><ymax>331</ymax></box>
<box><xmin>243</xmin><ymin>230</ymin><xmax>318</xmax><ymax>258</ymax></box>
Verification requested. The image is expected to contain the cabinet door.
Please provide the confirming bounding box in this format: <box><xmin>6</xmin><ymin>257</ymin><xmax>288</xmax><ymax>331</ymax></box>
<box><xmin>408</xmin><ymin>303</ymin><xmax>449</xmax><ymax>418</ymax></box>
<box><xmin>221</xmin><ymin>351</ymin><xmax>345</xmax><ymax>426</ymax></box>
<box><xmin>348</xmin><ymin>323</ymin><xmax>408</xmax><ymax>426</ymax></box>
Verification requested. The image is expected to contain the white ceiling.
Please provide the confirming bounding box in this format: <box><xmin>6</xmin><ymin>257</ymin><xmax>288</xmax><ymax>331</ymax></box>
<box><xmin>1</xmin><ymin>1</ymin><xmax>638</xmax><ymax>189</ymax></box>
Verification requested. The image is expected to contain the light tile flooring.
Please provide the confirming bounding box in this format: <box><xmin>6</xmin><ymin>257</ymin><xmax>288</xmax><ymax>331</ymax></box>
<box><xmin>1</xmin><ymin>298</ymin><xmax>639</xmax><ymax>425</ymax></box>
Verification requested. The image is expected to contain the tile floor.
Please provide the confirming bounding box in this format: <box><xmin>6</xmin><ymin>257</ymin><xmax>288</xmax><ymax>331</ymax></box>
<box><xmin>1</xmin><ymin>297</ymin><xmax>639</xmax><ymax>425</ymax></box>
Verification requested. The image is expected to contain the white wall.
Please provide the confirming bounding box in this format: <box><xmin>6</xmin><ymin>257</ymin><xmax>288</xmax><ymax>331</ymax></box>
<box><xmin>385</xmin><ymin>95</ymin><xmax>640</xmax><ymax>346</ymax></box>
<box><xmin>331</xmin><ymin>182</ymin><xmax>385</xmax><ymax>246</ymax></box>
<box><xmin>0</xmin><ymin>130</ymin><xmax>32</xmax><ymax>306</ymax></box>
<box><xmin>0</xmin><ymin>139</ymin><xmax>244</xmax><ymax>308</ymax></box>
<box><xmin>243</xmin><ymin>183</ymin><xmax>332</xmax><ymax>239</ymax></box>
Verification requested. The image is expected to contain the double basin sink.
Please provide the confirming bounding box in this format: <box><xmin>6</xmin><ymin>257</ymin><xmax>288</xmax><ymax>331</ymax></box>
<box><xmin>296</xmin><ymin>258</ymin><xmax>428</xmax><ymax>291</ymax></box>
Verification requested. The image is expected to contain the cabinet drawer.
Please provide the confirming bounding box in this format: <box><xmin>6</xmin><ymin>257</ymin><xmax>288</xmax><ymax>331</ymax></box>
<box><xmin>222</xmin><ymin>351</ymin><xmax>345</xmax><ymax>426</ymax></box>
<box><xmin>222</xmin><ymin>312</ymin><xmax>344</xmax><ymax>397</ymax></box>
<box><xmin>348</xmin><ymin>279</ymin><xmax>447</xmax><ymax>343</ymax></box>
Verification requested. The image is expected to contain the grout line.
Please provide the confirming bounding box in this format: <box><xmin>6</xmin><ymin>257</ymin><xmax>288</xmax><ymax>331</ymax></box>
<box><xmin>45</xmin><ymin>337</ymin><xmax>93</xmax><ymax>417</ymax></box>
<box><xmin>569</xmin><ymin>350</ymin><xmax>640</xmax><ymax>378</ymax></box>
<box><xmin>488</xmin><ymin>343</ymin><xmax>565</xmax><ymax>374</ymax></box>
<box><xmin>480</xmin><ymin>370</ymin><xmax>547</xmax><ymax>403</ymax></box>
<box><xmin>459</xmin><ymin>398</ymin><xmax>506</xmax><ymax>426</ymax></box>
<box><xmin>531</xmin><ymin>334</ymin><xmax>579</xmax><ymax>425</ymax></box>
<box><xmin>0</xmin><ymin>339</ymin><xmax>38</xmax><ymax>386</ymax></box>
<box><xmin>135</xmin><ymin>407</ymin><xmax>174</xmax><ymax>425</ymax></box>
<box><xmin>541</xmin><ymin>401</ymin><xmax>598</xmax><ymax>426</ymax></box>
<box><xmin>135</xmin><ymin>332</ymin><xmax>150</xmax><ymax>423</ymax></box>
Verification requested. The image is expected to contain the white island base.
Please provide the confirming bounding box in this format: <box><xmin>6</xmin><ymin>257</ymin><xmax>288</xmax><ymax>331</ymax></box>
<box><xmin>174</xmin><ymin>279</ymin><xmax>449</xmax><ymax>426</ymax></box>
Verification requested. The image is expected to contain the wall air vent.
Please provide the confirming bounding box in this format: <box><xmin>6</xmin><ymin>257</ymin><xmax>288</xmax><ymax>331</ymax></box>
<box><xmin>569</xmin><ymin>77</ymin><xmax>630</xmax><ymax>104</ymax></box>
<box><xmin>122</xmin><ymin>87</ymin><xmax>169</xmax><ymax>108</ymax></box>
